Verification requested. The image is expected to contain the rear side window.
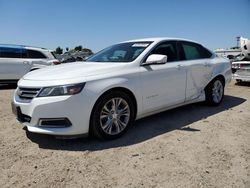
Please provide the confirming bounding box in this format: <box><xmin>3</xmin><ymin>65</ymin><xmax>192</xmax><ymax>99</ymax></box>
<box><xmin>199</xmin><ymin>45</ymin><xmax>213</xmax><ymax>58</ymax></box>
<box><xmin>26</xmin><ymin>49</ymin><xmax>47</xmax><ymax>59</ymax></box>
<box><xmin>0</xmin><ymin>47</ymin><xmax>22</xmax><ymax>58</ymax></box>
<box><xmin>181</xmin><ymin>42</ymin><xmax>212</xmax><ymax>60</ymax></box>
<box><xmin>150</xmin><ymin>41</ymin><xmax>178</xmax><ymax>62</ymax></box>
<box><xmin>0</xmin><ymin>47</ymin><xmax>47</xmax><ymax>59</ymax></box>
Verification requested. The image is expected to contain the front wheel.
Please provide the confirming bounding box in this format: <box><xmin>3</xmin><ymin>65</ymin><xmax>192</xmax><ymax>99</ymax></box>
<box><xmin>90</xmin><ymin>91</ymin><xmax>135</xmax><ymax>140</ymax></box>
<box><xmin>205</xmin><ymin>78</ymin><xmax>224</xmax><ymax>106</ymax></box>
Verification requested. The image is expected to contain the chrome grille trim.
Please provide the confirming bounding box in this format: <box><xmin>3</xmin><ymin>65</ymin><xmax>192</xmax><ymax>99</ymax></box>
<box><xmin>17</xmin><ymin>87</ymin><xmax>41</xmax><ymax>100</ymax></box>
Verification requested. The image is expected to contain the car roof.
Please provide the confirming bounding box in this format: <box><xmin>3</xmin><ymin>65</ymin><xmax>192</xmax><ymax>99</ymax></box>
<box><xmin>123</xmin><ymin>37</ymin><xmax>199</xmax><ymax>44</ymax></box>
<box><xmin>0</xmin><ymin>44</ymin><xmax>49</xmax><ymax>51</ymax></box>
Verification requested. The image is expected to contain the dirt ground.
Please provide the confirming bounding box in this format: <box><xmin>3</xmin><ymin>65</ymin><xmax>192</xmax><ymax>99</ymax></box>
<box><xmin>0</xmin><ymin>81</ymin><xmax>249</xmax><ymax>188</ymax></box>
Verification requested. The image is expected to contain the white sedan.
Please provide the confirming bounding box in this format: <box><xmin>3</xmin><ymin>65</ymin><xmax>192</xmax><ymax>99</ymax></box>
<box><xmin>12</xmin><ymin>38</ymin><xmax>231</xmax><ymax>139</ymax></box>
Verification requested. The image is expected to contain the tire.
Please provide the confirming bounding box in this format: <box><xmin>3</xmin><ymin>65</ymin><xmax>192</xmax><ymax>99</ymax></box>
<box><xmin>205</xmin><ymin>78</ymin><xmax>224</xmax><ymax>106</ymax></box>
<box><xmin>90</xmin><ymin>91</ymin><xmax>135</xmax><ymax>140</ymax></box>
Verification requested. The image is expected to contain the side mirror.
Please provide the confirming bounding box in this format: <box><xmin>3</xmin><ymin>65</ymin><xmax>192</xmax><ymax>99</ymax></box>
<box><xmin>143</xmin><ymin>54</ymin><xmax>168</xmax><ymax>65</ymax></box>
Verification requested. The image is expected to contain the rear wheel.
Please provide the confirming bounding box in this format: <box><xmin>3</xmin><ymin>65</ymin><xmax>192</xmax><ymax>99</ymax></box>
<box><xmin>90</xmin><ymin>91</ymin><xmax>135</xmax><ymax>139</ymax></box>
<box><xmin>205</xmin><ymin>78</ymin><xmax>224</xmax><ymax>106</ymax></box>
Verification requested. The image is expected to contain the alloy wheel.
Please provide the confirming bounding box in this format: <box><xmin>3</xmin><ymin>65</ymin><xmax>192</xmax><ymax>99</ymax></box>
<box><xmin>212</xmin><ymin>80</ymin><xmax>223</xmax><ymax>103</ymax></box>
<box><xmin>99</xmin><ymin>97</ymin><xmax>130</xmax><ymax>135</ymax></box>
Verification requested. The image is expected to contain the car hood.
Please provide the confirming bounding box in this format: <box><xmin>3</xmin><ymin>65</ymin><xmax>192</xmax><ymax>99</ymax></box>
<box><xmin>23</xmin><ymin>62</ymin><xmax>127</xmax><ymax>81</ymax></box>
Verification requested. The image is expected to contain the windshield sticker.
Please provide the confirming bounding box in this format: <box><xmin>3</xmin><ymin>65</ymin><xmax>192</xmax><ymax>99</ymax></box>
<box><xmin>132</xmin><ymin>43</ymin><xmax>150</xmax><ymax>48</ymax></box>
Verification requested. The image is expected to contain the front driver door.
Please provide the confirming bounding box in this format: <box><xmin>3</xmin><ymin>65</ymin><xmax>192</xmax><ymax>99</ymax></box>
<box><xmin>140</xmin><ymin>41</ymin><xmax>187</xmax><ymax>113</ymax></box>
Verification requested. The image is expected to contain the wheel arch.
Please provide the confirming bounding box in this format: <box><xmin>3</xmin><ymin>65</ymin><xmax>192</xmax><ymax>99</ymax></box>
<box><xmin>89</xmin><ymin>86</ymin><xmax>138</xmax><ymax>130</ymax></box>
<box><xmin>205</xmin><ymin>74</ymin><xmax>225</xmax><ymax>90</ymax></box>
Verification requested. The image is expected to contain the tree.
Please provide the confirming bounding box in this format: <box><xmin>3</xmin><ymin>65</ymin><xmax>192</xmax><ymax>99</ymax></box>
<box><xmin>74</xmin><ymin>45</ymin><xmax>83</xmax><ymax>51</ymax></box>
<box><xmin>82</xmin><ymin>48</ymin><xmax>93</xmax><ymax>55</ymax></box>
<box><xmin>66</xmin><ymin>47</ymin><xmax>69</xmax><ymax>52</ymax></box>
<box><xmin>55</xmin><ymin>46</ymin><xmax>63</xmax><ymax>54</ymax></box>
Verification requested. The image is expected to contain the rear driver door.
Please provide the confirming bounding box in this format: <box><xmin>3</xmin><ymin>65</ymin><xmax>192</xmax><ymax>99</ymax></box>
<box><xmin>178</xmin><ymin>41</ymin><xmax>213</xmax><ymax>101</ymax></box>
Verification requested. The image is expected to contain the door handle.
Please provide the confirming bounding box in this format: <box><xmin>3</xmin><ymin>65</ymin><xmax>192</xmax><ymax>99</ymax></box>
<box><xmin>23</xmin><ymin>61</ymin><xmax>31</xmax><ymax>65</ymax></box>
<box><xmin>204</xmin><ymin>62</ymin><xmax>211</xmax><ymax>67</ymax></box>
<box><xmin>176</xmin><ymin>64</ymin><xmax>183</xmax><ymax>70</ymax></box>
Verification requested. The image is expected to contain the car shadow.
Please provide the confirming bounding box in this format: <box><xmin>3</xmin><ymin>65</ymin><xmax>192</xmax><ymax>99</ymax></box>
<box><xmin>26</xmin><ymin>95</ymin><xmax>246</xmax><ymax>151</ymax></box>
<box><xmin>0</xmin><ymin>84</ymin><xmax>17</xmax><ymax>90</ymax></box>
<box><xmin>235</xmin><ymin>82</ymin><xmax>250</xmax><ymax>87</ymax></box>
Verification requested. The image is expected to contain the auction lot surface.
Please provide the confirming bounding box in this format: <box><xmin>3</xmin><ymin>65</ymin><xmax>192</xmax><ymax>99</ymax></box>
<box><xmin>0</xmin><ymin>81</ymin><xmax>249</xmax><ymax>188</ymax></box>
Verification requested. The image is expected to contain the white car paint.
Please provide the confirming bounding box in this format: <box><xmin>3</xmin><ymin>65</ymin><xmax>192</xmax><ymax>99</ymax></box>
<box><xmin>232</xmin><ymin>61</ymin><xmax>250</xmax><ymax>81</ymax></box>
<box><xmin>0</xmin><ymin>45</ymin><xmax>59</xmax><ymax>83</ymax></box>
<box><xmin>12</xmin><ymin>38</ymin><xmax>231</xmax><ymax>136</ymax></box>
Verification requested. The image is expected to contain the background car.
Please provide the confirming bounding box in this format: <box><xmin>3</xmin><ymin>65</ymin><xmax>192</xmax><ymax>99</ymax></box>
<box><xmin>12</xmin><ymin>38</ymin><xmax>231</xmax><ymax>139</ymax></box>
<box><xmin>0</xmin><ymin>44</ymin><xmax>60</xmax><ymax>84</ymax></box>
<box><xmin>232</xmin><ymin>61</ymin><xmax>250</xmax><ymax>82</ymax></box>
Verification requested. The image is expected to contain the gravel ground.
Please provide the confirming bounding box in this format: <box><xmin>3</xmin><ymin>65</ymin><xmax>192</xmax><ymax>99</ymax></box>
<box><xmin>0</xmin><ymin>81</ymin><xmax>249</xmax><ymax>188</ymax></box>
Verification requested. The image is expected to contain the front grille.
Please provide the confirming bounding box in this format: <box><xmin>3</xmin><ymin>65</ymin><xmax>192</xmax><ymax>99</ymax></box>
<box><xmin>17</xmin><ymin>87</ymin><xmax>41</xmax><ymax>100</ymax></box>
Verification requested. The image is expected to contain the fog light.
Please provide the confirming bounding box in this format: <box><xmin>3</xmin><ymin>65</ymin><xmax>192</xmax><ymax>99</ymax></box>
<box><xmin>38</xmin><ymin>118</ymin><xmax>72</xmax><ymax>128</ymax></box>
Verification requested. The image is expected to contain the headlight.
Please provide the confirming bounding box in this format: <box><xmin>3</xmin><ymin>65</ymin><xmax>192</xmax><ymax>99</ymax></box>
<box><xmin>37</xmin><ymin>83</ymin><xmax>85</xmax><ymax>97</ymax></box>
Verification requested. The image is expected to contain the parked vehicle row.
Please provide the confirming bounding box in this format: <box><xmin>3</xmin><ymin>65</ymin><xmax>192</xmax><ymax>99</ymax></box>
<box><xmin>11</xmin><ymin>38</ymin><xmax>232</xmax><ymax>139</ymax></box>
<box><xmin>232</xmin><ymin>61</ymin><xmax>250</xmax><ymax>82</ymax></box>
<box><xmin>0</xmin><ymin>44</ymin><xmax>60</xmax><ymax>84</ymax></box>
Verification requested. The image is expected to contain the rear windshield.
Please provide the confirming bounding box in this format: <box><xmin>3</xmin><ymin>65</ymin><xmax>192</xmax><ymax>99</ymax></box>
<box><xmin>87</xmin><ymin>42</ymin><xmax>152</xmax><ymax>63</ymax></box>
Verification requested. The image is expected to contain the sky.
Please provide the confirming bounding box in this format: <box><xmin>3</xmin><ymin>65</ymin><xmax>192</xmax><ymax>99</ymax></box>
<box><xmin>0</xmin><ymin>0</ymin><xmax>249</xmax><ymax>52</ymax></box>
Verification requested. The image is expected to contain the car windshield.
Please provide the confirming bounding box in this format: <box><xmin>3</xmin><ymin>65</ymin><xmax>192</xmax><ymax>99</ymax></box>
<box><xmin>86</xmin><ymin>42</ymin><xmax>152</xmax><ymax>63</ymax></box>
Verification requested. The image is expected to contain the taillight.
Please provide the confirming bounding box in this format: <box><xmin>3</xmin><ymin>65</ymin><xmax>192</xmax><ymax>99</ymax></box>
<box><xmin>53</xmin><ymin>60</ymin><xmax>61</xmax><ymax>65</ymax></box>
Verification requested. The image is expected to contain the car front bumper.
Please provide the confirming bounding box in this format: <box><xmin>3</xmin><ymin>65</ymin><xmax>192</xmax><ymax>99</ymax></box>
<box><xmin>12</xmin><ymin>88</ymin><xmax>95</xmax><ymax>136</ymax></box>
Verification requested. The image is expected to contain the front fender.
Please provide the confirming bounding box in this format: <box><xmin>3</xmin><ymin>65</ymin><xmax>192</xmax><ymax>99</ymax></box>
<box><xmin>84</xmin><ymin>76</ymin><xmax>142</xmax><ymax>117</ymax></box>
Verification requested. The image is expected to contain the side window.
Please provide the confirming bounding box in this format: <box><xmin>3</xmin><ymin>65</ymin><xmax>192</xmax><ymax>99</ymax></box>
<box><xmin>20</xmin><ymin>49</ymin><xmax>28</xmax><ymax>58</ymax></box>
<box><xmin>182</xmin><ymin>43</ymin><xmax>200</xmax><ymax>60</ymax></box>
<box><xmin>150</xmin><ymin>41</ymin><xmax>178</xmax><ymax>62</ymax></box>
<box><xmin>181</xmin><ymin>42</ymin><xmax>212</xmax><ymax>60</ymax></box>
<box><xmin>199</xmin><ymin>45</ymin><xmax>213</xmax><ymax>58</ymax></box>
<box><xmin>0</xmin><ymin>47</ymin><xmax>22</xmax><ymax>58</ymax></box>
<box><xmin>27</xmin><ymin>50</ymin><xmax>47</xmax><ymax>59</ymax></box>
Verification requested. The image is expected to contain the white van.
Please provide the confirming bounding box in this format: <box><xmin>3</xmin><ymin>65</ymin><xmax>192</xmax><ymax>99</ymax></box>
<box><xmin>0</xmin><ymin>44</ymin><xmax>60</xmax><ymax>84</ymax></box>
